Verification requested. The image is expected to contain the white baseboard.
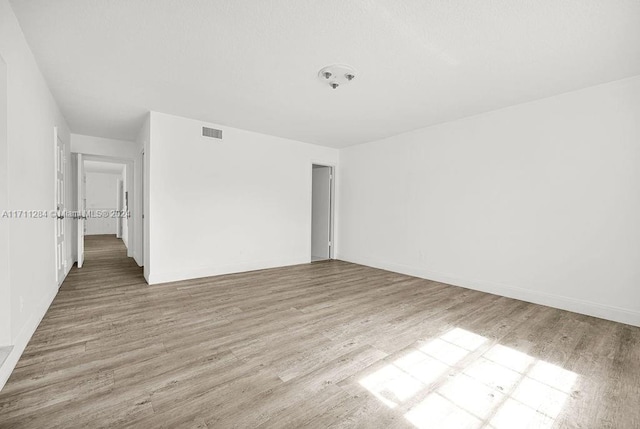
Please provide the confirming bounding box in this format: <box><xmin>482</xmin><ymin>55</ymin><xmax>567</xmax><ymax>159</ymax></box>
<box><xmin>132</xmin><ymin>251</ymin><xmax>143</xmax><ymax>267</ymax></box>
<box><xmin>148</xmin><ymin>257</ymin><xmax>309</xmax><ymax>285</ymax></box>
<box><xmin>0</xmin><ymin>285</ymin><xmax>58</xmax><ymax>391</ymax></box>
<box><xmin>123</xmin><ymin>237</ymin><xmax>132</xmax><ymax>257</ymax></box>
<box><xmin>338</xmin><ymin>255</ymin><xmax>640</xmax><ymax>328</ymax></box>
<box><xmin>65</xmin><ymin>260</ymin><xmax>74</xmax><ymax>277</ymax></box>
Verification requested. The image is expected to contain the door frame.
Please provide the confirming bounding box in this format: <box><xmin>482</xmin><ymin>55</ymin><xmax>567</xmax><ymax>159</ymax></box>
<box><xmin>80</xmin><ymin>155</ymin><xmax>134</xmax><ymax>258</ymax></box>
<box><xmin>76</xmin><ymin>153</ymin><xmax>85</xmax><ymax>268</ymax></box>
<box><xmin>310</xmin><ymin>162</ymin><xmax>335</xmax><ymax>261</ymax></box>
<box><xmin>116</xmin><ymin>179</ymin><xmax>123</xmax><ymax>238</ymax></box>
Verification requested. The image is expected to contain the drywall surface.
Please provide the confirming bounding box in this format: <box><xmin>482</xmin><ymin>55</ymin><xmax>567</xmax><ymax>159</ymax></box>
<box><xmin>71</xmin><ymin>133</ymin><xmax>140</xmax><ymax>159</ymax></box>
<box><xmin>0</xmin><ymin>54</ymin><xmax>9</xmax><ymax>346</ymax></box>
<box><xmin>0</xmin><ymin>0</ymin><xmax>71</xmax><ymax>389</ymax></box>
<box><xmin>85</xmin><ymin>172</ymin><xmax>119</xmax><ymax>235</ymax></box>
<box><xmin>338</xmin><ymin>76</ymin><xmax>640</xmax><ymax>326</ymax></box>
<box><xmin>146</xmin><ymin>111</ymin><xmax>338</xmax><ymax>284</ymax></box>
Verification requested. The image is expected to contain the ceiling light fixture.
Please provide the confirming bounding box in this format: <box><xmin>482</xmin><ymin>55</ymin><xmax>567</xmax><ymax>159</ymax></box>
<box><xmin>318</xmin><ymin>64</ymin><xmax>357</xmax><ymax>90</ymax></box>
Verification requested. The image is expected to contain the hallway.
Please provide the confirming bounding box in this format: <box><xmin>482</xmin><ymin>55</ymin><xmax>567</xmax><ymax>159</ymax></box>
<box><xmin>0</xmin><ymin>237</ymin><xmax>639</xmax><ymax>428</ymax></box>
<box><xmin>0</xmin><ymin>235</ymin><xmax>148</xmax><ymax>426</ymax></box>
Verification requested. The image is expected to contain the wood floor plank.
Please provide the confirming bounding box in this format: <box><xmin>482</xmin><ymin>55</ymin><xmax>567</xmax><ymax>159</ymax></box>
<box><xmin>0</xmin><ymin>235</ymin><xmax>638</xmax><ymax>428</ymax></box>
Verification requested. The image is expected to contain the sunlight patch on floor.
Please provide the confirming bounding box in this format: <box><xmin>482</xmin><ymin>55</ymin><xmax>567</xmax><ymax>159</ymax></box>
<box><xmin>358</xmin><ymin>328</ymin><xmax>578</xmax><ymax>429</ymax></box>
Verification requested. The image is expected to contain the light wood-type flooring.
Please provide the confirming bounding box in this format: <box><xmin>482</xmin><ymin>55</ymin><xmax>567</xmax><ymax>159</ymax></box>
<box><xmin>0</xmin><ymin>235</ymin><xmax>639</xmax><ymax>428</ymax></box>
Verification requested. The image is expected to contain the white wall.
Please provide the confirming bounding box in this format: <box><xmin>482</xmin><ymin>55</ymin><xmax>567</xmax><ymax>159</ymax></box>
<box><xmin>71</xmin><ymin>133</ymin><xmax>140</xmax><ymax>159</ymax></box>
<box><xmin>0</xmin><ymin>54</ymin><xmax>9</xmax><ymax>347</ymax></box>
<box><xmin>0</xmin><ymin>0</ymin><xmax>72</xmax><ymax>389</ymax></box>
<box><xmin>338</xmin><ymin>76</ymin><xmax>640</xmax><ymax>327</ymax></box>
<box><xmin>85</xmin><ymin>172</ymin><xmax>119</xmax><ymax>235</ymax></box>
<box><xmin>311</xmin><ymin>166</ymin><xmax>331</xmax><ymax>259</ymax></box>
<box><xmin>146</xmin><ymin>111</ymin><xmax>338</xmax><ymax>284</ymax></box>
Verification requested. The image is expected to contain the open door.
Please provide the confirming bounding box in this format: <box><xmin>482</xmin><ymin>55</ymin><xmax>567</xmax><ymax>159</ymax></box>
<box><xmin>311</xmin><ymin>164</ymin><xmax>333</xmax><ymax>261</ymax></box>
<box><xmin>77</xmin><ymin>154</ymin><xmax>85</xmax><ymax>268</ymax></box>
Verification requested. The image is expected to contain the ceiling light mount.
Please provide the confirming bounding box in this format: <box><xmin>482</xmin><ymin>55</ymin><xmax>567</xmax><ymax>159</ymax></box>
<box><xmin>318</xmin><ymin>64</ymin><xmax>357</xmax><ymax>90</ymax></box>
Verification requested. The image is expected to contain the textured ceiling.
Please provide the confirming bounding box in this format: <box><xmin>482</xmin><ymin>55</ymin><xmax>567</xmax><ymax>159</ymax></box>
<box><xmin>9</xmin><ymin>0</ymin><xmax>640</xmax><ymax>147</ymax></box>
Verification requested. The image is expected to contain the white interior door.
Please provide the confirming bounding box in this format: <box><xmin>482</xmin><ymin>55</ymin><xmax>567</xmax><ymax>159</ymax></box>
<box><xmin>55</xmin><ymin>130</ymin><xmax>66</xmax><ymax>285</ymax></box>
<box><xmin>77</xmin><ymin>154</ymin><xmax>85</xmax><ymax>268</ymax></box>
<box><xmin>311</xmin><ymin>165</ymin><xmax>333</xmax><ymax>261</ymax></box>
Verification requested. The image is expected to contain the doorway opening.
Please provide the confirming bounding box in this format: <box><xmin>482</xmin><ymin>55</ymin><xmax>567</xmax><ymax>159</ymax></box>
<box><xmin>311</xmin><ymin>164</ymin><xmax>334</xmax><ymax>262</ymax></box>
<box><xmin>77</xmin><ymin>156</ymin><xmax>133</xmax><ymax>266</ymax></box>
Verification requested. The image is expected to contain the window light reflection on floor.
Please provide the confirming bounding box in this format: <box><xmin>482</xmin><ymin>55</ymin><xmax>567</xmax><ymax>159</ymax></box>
<box><xmin>358</xmin><ymin>328</ymin><xmax>578</xmax><ymax>429</ymax></box>
<box><xmin>359</xmin><ymin>328</ymin><xmax>486</xmax><ymax>409</ymax></box>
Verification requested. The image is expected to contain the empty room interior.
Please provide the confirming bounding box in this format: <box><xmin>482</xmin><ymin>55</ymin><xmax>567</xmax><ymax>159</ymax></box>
<box><xmin>1</xmin><ymin>1</ymin><xmax>639</xmax><ymax>428</ymax></box>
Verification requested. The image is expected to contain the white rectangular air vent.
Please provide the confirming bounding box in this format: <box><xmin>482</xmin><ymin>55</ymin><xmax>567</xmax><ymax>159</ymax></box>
<box><xmin>202</xmin><ymin>126</ymin><xmax>222</xmax><ymax>139</ymax></box>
